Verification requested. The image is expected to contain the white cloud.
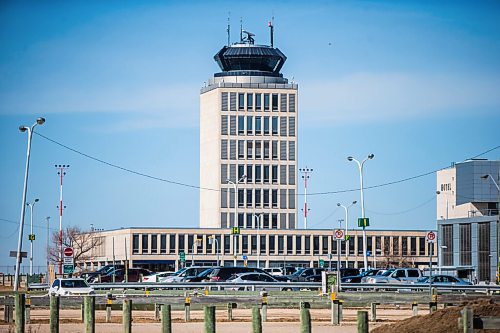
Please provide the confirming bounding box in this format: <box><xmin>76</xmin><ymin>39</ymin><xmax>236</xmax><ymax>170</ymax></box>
<box><xmin>299</xmin><ymin>72</ymin><xmax>500</xmax><ymax>126</ymax></box>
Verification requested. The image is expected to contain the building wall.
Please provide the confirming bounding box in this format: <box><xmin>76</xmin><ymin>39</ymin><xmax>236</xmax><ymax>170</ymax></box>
<box><xmin>199</xmin><ymin>81</ymin><xmax>299</xmax><ymax>229</ymax></box>
<box><xmin>82</xmin><ymin>228</ymin><xmax>437</xmax><ymax>272</ymax></box>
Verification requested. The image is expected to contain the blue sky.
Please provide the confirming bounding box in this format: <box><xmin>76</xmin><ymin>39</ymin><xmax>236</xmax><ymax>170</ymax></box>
<box><xmin>1</xmin><ymin>1</ymin><xmax>499</xmax><ymax>271</ymax></box>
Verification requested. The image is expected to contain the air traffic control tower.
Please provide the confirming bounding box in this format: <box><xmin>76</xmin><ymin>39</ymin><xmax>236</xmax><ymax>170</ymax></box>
<box><xmin>200</xmin><ymin>28</ymin><xmax>298</xmax><ymax>230</ymax></box>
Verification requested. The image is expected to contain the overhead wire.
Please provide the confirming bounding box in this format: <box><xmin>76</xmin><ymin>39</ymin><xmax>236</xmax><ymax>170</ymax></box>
<box><xmin>34</xmin><ymin>131</ymin><xmax>499</xmax><ymax>196</ymax></box>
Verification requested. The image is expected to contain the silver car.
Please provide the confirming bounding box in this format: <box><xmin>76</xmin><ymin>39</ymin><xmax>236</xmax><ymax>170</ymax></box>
<box><xmin>367</xmin><ymin>268</ymin><xmax>422</xmax><ymax>284</ymax></box>
<box><xmin>226</xmin><ymin>272</ymin><xmax>281</xmax><ymax>291</ymax></box>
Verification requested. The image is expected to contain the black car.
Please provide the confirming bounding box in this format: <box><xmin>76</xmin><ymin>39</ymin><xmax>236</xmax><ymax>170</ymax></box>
<box><xmin>341</xmin><ymin>269</ymin><xmax>380</xmax><ymax>283</ymax></box>
<box><xmin>83</xmin><ymin>264</ymin><xmax>124</xmax><ymax>282</ymax></box>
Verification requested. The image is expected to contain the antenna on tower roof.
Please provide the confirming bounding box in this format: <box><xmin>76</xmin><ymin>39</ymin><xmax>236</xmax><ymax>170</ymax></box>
<box><xmin>268</xmin><ymin>16</ymin><xmax>274</xmax><ymax>47</ymax></box>
<box><xmin>227</xmin><ymin>12</ymin><xmax>231</xmax><ymax>46</ymax></box>
<box><xmin>240</xmin><ymin>17</ymin><xmax>243</xmax><ymax>43</ymax></box>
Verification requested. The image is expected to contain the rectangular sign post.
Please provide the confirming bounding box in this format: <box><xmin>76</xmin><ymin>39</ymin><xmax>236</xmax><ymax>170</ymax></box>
<box><xmin>425</xmin><ymin>231</ymin><xmax>437</xmax><ymax>296</ymax></box>
<box><xmin>63</xmin><ymin>247</ymin><xmax>74</xmax><ymax>276</ymax></box>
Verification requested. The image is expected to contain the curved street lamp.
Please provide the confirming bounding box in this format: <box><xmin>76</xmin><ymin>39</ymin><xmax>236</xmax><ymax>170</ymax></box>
<box><xmin>337</xmin><ymin>201</ymin><xmax>357</xmax><ymax>266</ymax></box>
<box><xmin>227</xmin><ymin>175</ymin><xmax>246</xmax><ymax>266</ymax></box>
<box><xmin>347</xmin><ymin>153</ymin><xmax>374</xmax><ymax>271</ymax></box>
<box><xmin>14</xmin><ymin>117</ymin><xmax>45</xmax><ymax>291</ymax></box>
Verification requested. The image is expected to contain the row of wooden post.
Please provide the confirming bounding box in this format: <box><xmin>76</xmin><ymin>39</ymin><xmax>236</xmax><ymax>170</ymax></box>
<box><xmin>10</xmin><ymin>294</ymin><xmax>446</xmax><ymax>333</ymax></box>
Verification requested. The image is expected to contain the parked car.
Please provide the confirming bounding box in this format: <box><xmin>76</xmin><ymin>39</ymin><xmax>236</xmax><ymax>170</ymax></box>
<box><xmin>226</xmin><ymin>272</ymin><xmax>281</xmax><ymax>291</ymax></box>
<box><xmin>163</xmin><ymin>266</ymin><xmax>211</xmax><ymax>282</ymax></box>
<box><xmin>49</xmin><ymin>278</ymin><xmax>95</xmax><ymax>296</ymax></box>
<box><xmin>143</xmin><ymin>271</ymin><xmax>175</xmax><ymax>282</ymax></box>
<box><xmin>83</xmin><ymin>264</ymin><xmax>124</xmax><ymax>282</ymax></box>
<box><xmin>340</xmin><ymin>268</ymin><xmax>360</xmax><ymax>278</ymax></box>
<box><xmin>286</xmin><ymin>268</ymin><xmax>325</xmax><ymax>282</ymax></box>
<box><xmin>91</xmin><ymin>268</ymin><xmax>152</xmax><ymax>283</ymax></box>
<box><xmin>183</xmin><ymin>268</ymin><xmax>214</xmax><ymax>282</ymax></box>
<box><xmin>203</xmin><ymin>267</ymin><xmax>271</xmax><ymax>282</ymax></box>
<box><xmin>264</xmin><ymin>267</ymin><xmax>285</xmax><ymax>276</ymax></box>
<box><xmin>417</xmin><ymin>275</ymin><xmax>472</xmax><ymax>286</ymax></box>
<box><xmin>367</xmin><ymin>268</ymin><xmax>421</xmax><ymax>284</ymax></box>
<box><xmin>341</xmin><ymin>269</ymin><xmax>381</xmax><ymax>283</ymax></box>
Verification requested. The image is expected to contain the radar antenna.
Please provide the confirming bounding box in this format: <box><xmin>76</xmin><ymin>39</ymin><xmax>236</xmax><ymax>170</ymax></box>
<box><xmin>242</xmin><ymin>30</ymin><xmax>255</xmax><ymax>44</ymax></box>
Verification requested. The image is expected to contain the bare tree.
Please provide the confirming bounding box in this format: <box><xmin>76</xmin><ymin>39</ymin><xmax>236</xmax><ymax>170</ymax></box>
<box><xmin>48</xmin><ymin>226</ymin><xmax>103</xmax><ymax>264</ymax></box>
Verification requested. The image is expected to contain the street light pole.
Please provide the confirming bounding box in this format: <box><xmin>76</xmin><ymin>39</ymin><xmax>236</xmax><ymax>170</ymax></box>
<box><xmin>14</xmin><ymin>117</ymin><xmax>45</xmax><ymax>292</ymax></box>
<box><xmin>227</xmin><ymin>175</ymin><xmax>246</xmax><ymax>267</ymax></box>
<box><xmin>27</xmin><ymin>198</ymin><xmax>39</xmax><ymax>276</ymax></box>
<box><xmin>337</xmin><ymin>201</ymin><xmax>357</xmax><ymax>267</ymax></box>
<box><xmin>208</xmin><ymin>236</ymin><xmax>220</xmax><ymax>266</ymax></box>
<box><xmin>348</xmin><ymin>154</ymin><xmax>374</xmax><ymax>271</ymax></box>
<box><xmin>253</xmin><ymin>213</ymin><xmax>262</xmax><ymax>268</ymax></box>
<box><xmin>46</xmin><ymin>216</ymin><xmax>50</xmax><ymax>281</ymax></box>
<box><xmin>481</xmin><ymin>173</ymin><xmax>499</xmax><ymax>284</ymax></box>
<box><xmin>55</xmin><ymin>164</ymin><xmax>69</xmax><ymax>275</ymax></box>
<box><xmin>299</xmin><ymin>167</ymin><xmax>313</xmax><ymax>229</ymax></box>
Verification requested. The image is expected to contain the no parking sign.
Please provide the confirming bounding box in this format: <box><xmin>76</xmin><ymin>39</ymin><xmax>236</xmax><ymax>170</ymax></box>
<box><xmin>426</xmin><ymin>231</ymin><xmax>437</xmax><ymax>243</ymax></box>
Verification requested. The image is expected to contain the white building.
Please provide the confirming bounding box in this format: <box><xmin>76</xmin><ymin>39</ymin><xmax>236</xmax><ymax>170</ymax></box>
<box><xmin>436</xmin><ymin>159</ymin><xmax>499</xmax><ymax>282</ymax></box>
<box><xmin>200</xmin><ymin>32</ymin><xmax>298</xmax><ymax>230</ymax></box>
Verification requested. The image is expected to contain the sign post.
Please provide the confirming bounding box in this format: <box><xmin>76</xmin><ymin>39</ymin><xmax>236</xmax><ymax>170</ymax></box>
<box><xmin>334</xmin><ymin>229</ymin><xmax>344</xmax><ymax>289</ymax></box>
<box><xmin>426</xmin><ymin>231</ymin><xmax>437</xmax><ymax>295</ymax></box>
<box><xmin>179</xmin><ymin>251</ymin><xmax>186</xmax><ymax>268</ymax></box>
<box><xmin>62</xmin><ymin>247</ymin><xmax>74</xmax><ymax>275</ymax></box>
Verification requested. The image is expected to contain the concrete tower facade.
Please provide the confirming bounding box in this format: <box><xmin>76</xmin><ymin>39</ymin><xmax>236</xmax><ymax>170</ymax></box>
<box><xmin>200</xmin><ymin>31</ymin><xmax>298</xmax><ymax>230</ymax></box>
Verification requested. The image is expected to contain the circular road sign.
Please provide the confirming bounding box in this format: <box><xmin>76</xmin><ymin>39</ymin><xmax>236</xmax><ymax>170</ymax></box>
<box><xmin>335</xmin><ymin>229</ymin><xmax>344</xmax><ymax>240</ymax></box>
<box><xmin>426</xmin><ymin>231</ymin><xmax>437</xmax><ymax>243</ymax></box>
<box><xmin>64</xmin><ymin>247</ymin><xmax>74</xmax><ymax>257</ymax></box>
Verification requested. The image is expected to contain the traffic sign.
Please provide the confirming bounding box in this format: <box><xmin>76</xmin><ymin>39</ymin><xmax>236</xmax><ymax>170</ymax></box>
<box><xmin>242</xmin><ymin>255</ymin><xmax>248</xmax><ymax>260</ymax></box>
<box><xmin>28</xmin><ymin>234</ymin><xmax>35</xmax><ymax>241</ymax></box>
<box><xmin>63</xmin><ymin>257</ymin><xmax>74</xmax><ymax>264</ymax></box>
<box><xmin>319</xmin><ymin>259</ymin><xmax>325</xmax><ymax>268</ymax></box>
<box><xmin>366</xmin><ymin>251</ymin><xmax>372</xmax><ymax>257</ymax></box>
<box><xmin>179</xmin><ymin>251</ymin><xmax>186</xmax><ymax>262</ymax></box>
<box><xmin>345</xmin><ymin>235</ymin><xmax>351</xmax><ymax>241</ymax></box>
<box><xmin>231</xmin><ymin>227</ymin><xmax>240</xmax><ymax>235</ymax></box>
<box><xmin>426</xmin><ymin>231</ymin><xmax>437</xmax><ymax>243</ymax></box>
<box><xmin>334</xmin><ymin>229</ymin><xmax>344</xmax><ymax>240</ymax></box>
<box><xmin>63</xmin><ymin>264</ymin><xmax>74</xmax><ymax>274</ymax></box>
<box><xmin>63</xmin><ymin>247</ymin><xmax>74</xmax><ymax>257</ymax></box>
<box><xmin>358</xmin><ymin>218</ymin><xmax>370</xmax><ymax>228</ymax></box>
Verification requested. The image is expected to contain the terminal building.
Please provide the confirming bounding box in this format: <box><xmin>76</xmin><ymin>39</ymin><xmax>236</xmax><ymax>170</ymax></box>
<box><xmin>80</xmin><ymin>28</ymin><xmax>438</xmax><ymax>273</ymax></box>
<box><xmin>436</xmin><ymin>159</ymin><xmax>499</xmax><ymax>282</ymax></box>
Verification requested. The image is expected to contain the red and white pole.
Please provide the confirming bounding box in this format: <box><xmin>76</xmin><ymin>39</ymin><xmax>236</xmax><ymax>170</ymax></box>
<box><xmin>299</xmin><ymin>167</ymin><xmax>313</xmax><ymax>229</ymax></box>
<box><xmin>56</xmin><ymin>164</ymin><xmax>69</xmax><ymax>275</ymax></box>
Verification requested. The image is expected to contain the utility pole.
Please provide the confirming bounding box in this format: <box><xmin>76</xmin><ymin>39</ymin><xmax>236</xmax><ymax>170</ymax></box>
<box><xmin>299</xmin><ymin>167</ymin><xmax>313</xmax><ymax>229</ymax></box>
<box><xmin>55</xmin><ymin>164</ymin><xmax>69</xmax><ymax>275</ymax></box>
<box><xmin>27</xmin><ymin>199</ymin><xmax>39</xmax><ymax>276</ymax></box>
<box><xmin>46</xmin><ymin>216</ymin><xmax>50</xmax><ymax>281</ymax></box>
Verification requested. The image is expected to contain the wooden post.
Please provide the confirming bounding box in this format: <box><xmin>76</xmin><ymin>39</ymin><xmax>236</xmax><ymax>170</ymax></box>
<box><xmin>331</xmin><ymin>300</ymin><xmax>339</xmax><ymax>325</ymax></box>
<box><xmin>15</xmin><ymin>293</ymin><xmax>25</xmax><ymax>333</ymax></box>
<box><xmin>25</xmin><ymin>294</ymin><xmax>31</xmax><ymax>325</ymax></box>
<box><xmin>261</xmin><ymin>292</ymin><xmax>268</xmax><ymax>322</ymax></box>
<box><xmin>461</xmin><ymin>307</ymin><xmax>473</xmax><ymax>333</ymax></box>
<box><xmin>412</xmin><ymin>301</ymin><xmax>418</xmax><ymax>316</ymax></box>
<box><xmin>252</xmin><ymin>306</ymin><xmax>262</xmax><ymax>333</ymax></box>
<box><xmin>84</xmin><ymin>296</ymin><xmax>95</xmax><ymax>333</ymax></box>
<box><xmin>106</xmin><ymin>293</ymin><xmax>112</xmax><ymax>323</ymax></box>
<box><xmin>370</xmin><ymin>303</ymin><xmax>378</xmax><ymax>322</ymax></box>
<box><xmin>123</xmin><ymin>299</ymin><xmax>132</xmax><ymax>333</ymax></box>
<box><xmin>184</xmin><ymin>296</ymin><xmax>191</xmax><ymax>322</ymax></box>
<box><xmin>81</xmin><ymin>304</ymin><xmax>84</xmax><ymax>322</ymax></box>
<box><xmin>429</xmin><ymin>302</ymin><xmax>437</xmax><ymax>314</ymax></box>
<box><xmin>357</xmin><ymin>311</ymin><xmax>368</xmax><ymax>333</ymax></box>
<box><xmin>204</xmin><ymin>306</ymin><xmax>216</xmax><ymax>333</ymax></box>
<box><xmin>227</xmin><ymin>303</ymin><xmax>233</xmax><ymax>321</ymax></box>
<box><xmin>155</xmin><ymin>303</ymin><xmax>160</xmax><ymax>321</ymax></box>
<box><xmin>300</xmin><ymin>307</ymin><xmax>311</xmax><ymax>333</ymax></box>
<box><xmin>161</xmin><ymin>304</ymin><xmax>172</xmax><ymax>333</ymax></box>
<box><xmin>50</xmin><ymin>296</ymin><xmax>59</xmax><ymax>333</ymax></box>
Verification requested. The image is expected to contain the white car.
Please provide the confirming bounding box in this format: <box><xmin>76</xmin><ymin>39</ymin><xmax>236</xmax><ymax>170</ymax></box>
<box><xmin>143</xmin><ymin>271</ymin><xmax>175</xmax><ymax>282</ymax></box>
<box><xmin>49</xmin><ymin>278</ymin><xmax>95</xmax><ymax>296</ymax></box>
<box><xmin>367</xmin><ymin>268</ymin><xmax>422</xmax><ymax>284</ymax></box>
<box><xmin>226</xmin><ymin>272</ymin><xmax>281</xmax><ymax>291</ymax></box>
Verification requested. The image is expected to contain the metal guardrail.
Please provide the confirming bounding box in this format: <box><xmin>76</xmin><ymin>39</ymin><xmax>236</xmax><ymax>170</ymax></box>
<box><xmin>27</xmin><ymin>281</ymin><xmax>500</xmax><ymax>293</ymax></box>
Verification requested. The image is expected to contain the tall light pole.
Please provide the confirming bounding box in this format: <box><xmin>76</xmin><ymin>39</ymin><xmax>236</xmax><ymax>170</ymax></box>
<box><xmin>227</xmin><ymin>174</ymin><xmax>246</xmax><ymax>266</ymax></box>
<box><xmin>55</xmin><ymin>164</ymin><xmax>69</xmax><ymax>275</ymax></box>
<box><xmin>27</xmin><ymin>198</ymin><xmax>39</xmax><ymax>276</ymax></box>
<box><xmin>299</xmin><ymin>167</ymin><xmax>313</xmax><ymax>229</ymax></box>
<box><xmin>46</xmin><ymin>216</ymin><xmax>50</xmax><ymax>281</ymax></box>
<box><xmin>337</xmin><ymin>201</ymin><xmax>357</xmax><ymax>267</ymax></box>
<box><xmin>481</xmin><ymin>173</ymin><xmax>499</xmax><ymax>284</ymax></box>
<box><xmin>347</xmin><ymin>153</ymin><xmax>374</xmax><ymax>271</ymax></box>
<box><xmin>253</xmin><ymin>213</ymin><xmax>262</xmax><ymax>268</ymax></box>
<box><xmin>14</xmin><ymin>117</ymin><xmax>45</xmax><ymax>292</ymax></box>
